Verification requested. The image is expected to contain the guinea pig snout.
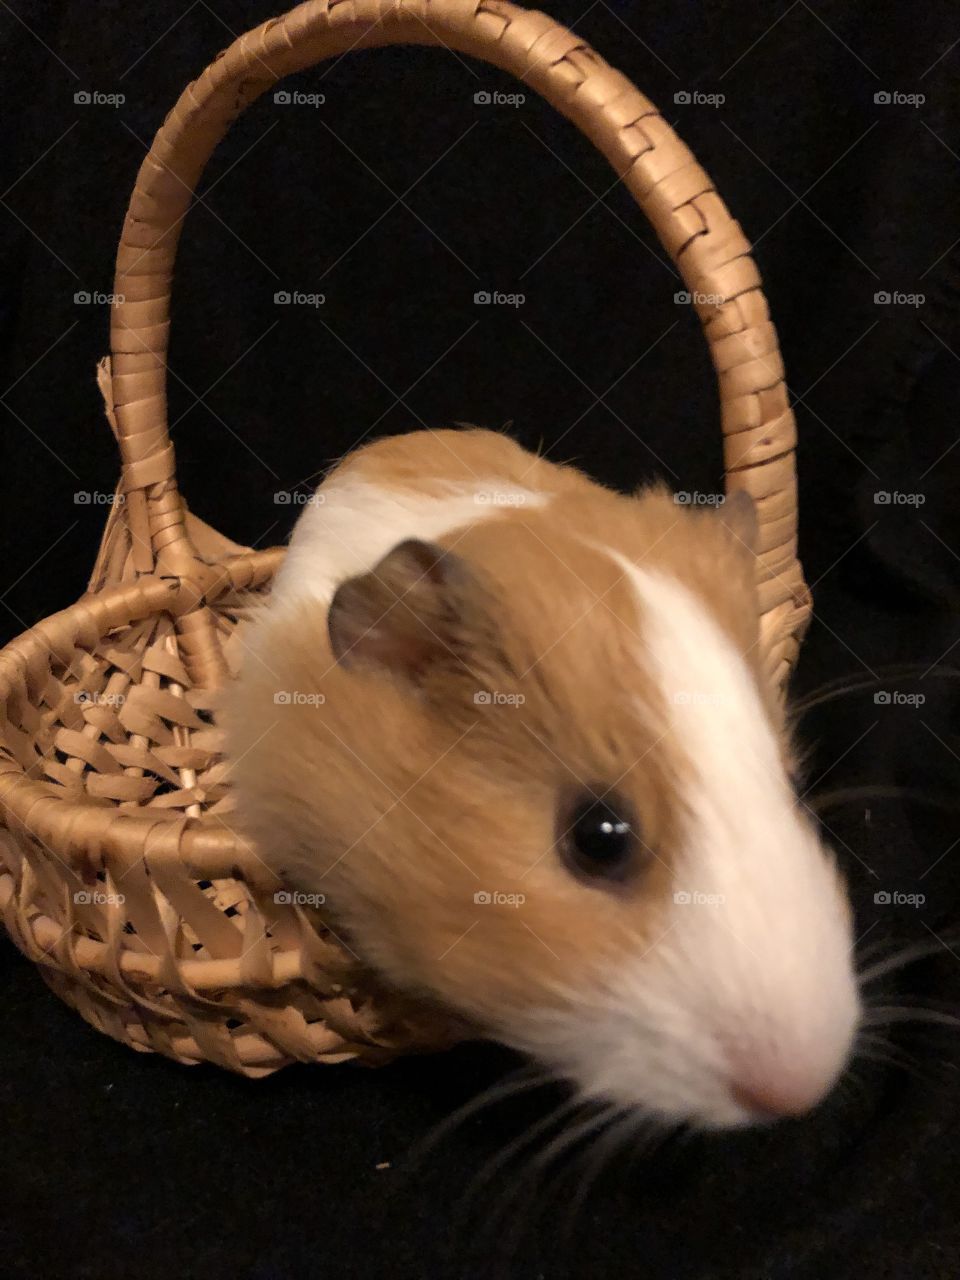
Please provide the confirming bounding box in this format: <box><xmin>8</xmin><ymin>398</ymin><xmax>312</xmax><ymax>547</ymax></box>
<box><xmin>717</xmin><ymin>987</ymin><xmax>860</xmax><ymax>1123</ymax></box>
<box><xmin>725</xmin><ymin>1050</ymin><xmax>844</xmax><ymax>1121</ymax></box>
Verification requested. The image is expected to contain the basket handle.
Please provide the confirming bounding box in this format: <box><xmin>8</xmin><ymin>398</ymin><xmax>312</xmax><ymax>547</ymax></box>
<box><xmin>108</xmin><ymin>0</ymin><xmax>810</xmax><ymax>685</ymax></box>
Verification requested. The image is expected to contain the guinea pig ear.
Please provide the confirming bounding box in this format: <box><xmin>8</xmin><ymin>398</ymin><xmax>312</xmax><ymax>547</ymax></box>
<box><xmin>718</xmin><ymin>489</ymin><xmax>758</xmax><ymax>554</ymax></box>
<box><xmin>328</xmin><ymin>539</ymin><xmax>476</xmax><ymax>679</ymax></box>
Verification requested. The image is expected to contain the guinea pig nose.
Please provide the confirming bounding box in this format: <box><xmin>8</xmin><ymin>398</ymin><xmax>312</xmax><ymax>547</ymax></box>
<box><xmin>728</xmin><ymin>1072</ymin><xmax>827</xmax><ymax>1121</ymax></box>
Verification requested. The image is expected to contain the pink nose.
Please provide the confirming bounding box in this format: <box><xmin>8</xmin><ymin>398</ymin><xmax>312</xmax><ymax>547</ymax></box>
<box><xmin>730</xmin><ymin>1074</ymin><xmax>828</xmax><ymax>1120</ymax></box>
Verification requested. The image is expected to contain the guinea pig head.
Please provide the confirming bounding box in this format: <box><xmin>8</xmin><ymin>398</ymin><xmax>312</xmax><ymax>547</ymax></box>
<box><xmin>230</xmin><ymin>491</ymin><xmax>860</xmax><ymax>1130</ymax></box>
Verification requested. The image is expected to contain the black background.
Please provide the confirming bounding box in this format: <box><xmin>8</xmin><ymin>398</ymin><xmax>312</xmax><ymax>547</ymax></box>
<box><xmin>2</xmin><ymin>2</ymin><xmax>960</xmax><ymax>1277</ymax></box>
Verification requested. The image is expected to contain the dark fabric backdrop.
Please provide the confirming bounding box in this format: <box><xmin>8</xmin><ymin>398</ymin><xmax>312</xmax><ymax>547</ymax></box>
<box><xmin>2</xmin><ymin>2</ymin><xmax>960</xmax><ymax>1278</ymax></box>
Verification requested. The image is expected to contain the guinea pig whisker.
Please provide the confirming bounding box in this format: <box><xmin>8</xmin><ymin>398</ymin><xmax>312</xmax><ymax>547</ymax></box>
<box><xmin>791</xmin><ymin>663</ymin><xmax>959</xmax><ymax>716</ymax></box>
<box><xmin>407</xmin><ymin>1063</ymin><xmax>562</xmax><ymax>1167</ymax></box>
<box><xmin>857</xmin><ymin>937</ymin><xmax>959</xmax><ymax>987</ymax></box>
<box><xmin>855</xmin><ymin>934</ymin><xmax>909</xmax><ymax>962</ymax></box>
<box><xmin>838</xmin><ymin>1065</ymin><xmax>871</xmax><ymax>1106</ymax></box>
<box><xmin>558</xmin><ymin>1112</ymin><xmax>630</xmax><ymax>1235</ymax></box>
<box><xmin>626</xmin><ymin>1112</ymin><xmax>684</xmax><ymax>1170</ymax></box>
<box><xmin>537</xmin><ymin>1107</ymin><xmax>636</xmax><ymax>1251</ymax></box>
<box><xmin>856</xmin><ymin>1044</ymin><xmax>923</xmax><ymax>1077</ymax></box>
<box><xmin>459</xmin><ymin>1091</ymin><xmax>586</xmax><ymax>1208</ymax></box>
<box><xmin>864</xmin><ymin>994</ymin><xmax>960</xmax><ymax>1013</ymax></box>
<box><xmin>862</xmin><ymin>1003</ymin><xmax>960</xmax><ymax>1030</ymax></box>
<box><xmin>559</xmin><ymin>1112</ymin><xmax>685</xmax><ymax>1259</ymax></box>
<box><xmin>524</xmin><ymin>1100</ymin><xmax>623</xmax><ymax>1181</ymax></box>
<box><xmin>852</xmin><ymin>1032</ymin><xmax>901</xmax><ymax>1071</ymax></box>
<box><xmin>853</xmin><ymin>1032</ymin><xmax>938</xmax><ymax>1089</ymax></box>
<box><xmin>856</xmin><ymin>1028</ymin><xmax>900</xmax><ymax>1053</ymax></box>
<box><xmin>562</xmin><ymin>1108</ymin><xmax>670</xmax><ymax>1235</ymax></box>
<box><xmin>456</xmin><ymin>1093</ymin><xmax>593</xmax><ymax>1259</ymax></box>
<box><xmin>482</xmin><ymin>1100</ymin><xmax>621</xmax><ymax>1260</ymax></box>
<box><xmin>807</xmin><ymin>784</ymin><xmax>960</xmax><ymax>816</ymax></box>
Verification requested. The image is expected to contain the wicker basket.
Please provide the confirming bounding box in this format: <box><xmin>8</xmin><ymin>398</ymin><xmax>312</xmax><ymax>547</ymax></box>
<box><xmin>0</xmin><ymin>0</ymin><xmax>810</xmax><ymax>1077</ymax></box>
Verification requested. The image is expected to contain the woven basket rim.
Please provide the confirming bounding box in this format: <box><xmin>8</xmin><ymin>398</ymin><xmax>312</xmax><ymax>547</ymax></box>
<box><xmin>0</xmin><ymin>567</ymin><xmax>275</xmax><ymax>885</ymax></box>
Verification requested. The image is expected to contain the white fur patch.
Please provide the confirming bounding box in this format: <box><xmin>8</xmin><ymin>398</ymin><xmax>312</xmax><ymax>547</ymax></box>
<box><xmin>269</xmin><ymin>475</ymin><xmax>549</xmax><ymax>612</ymax></box>
<box><xmin>510</xmin><ymin>554</ymin><xmax>860</xmax><ymax>1128</ymax></box>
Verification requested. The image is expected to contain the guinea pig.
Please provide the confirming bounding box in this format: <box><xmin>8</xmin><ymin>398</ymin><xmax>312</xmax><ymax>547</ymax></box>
<box><xmin>223</xmin><ymin>427</ymin><xmax>860</xmax><ymax>1130</ymax></box>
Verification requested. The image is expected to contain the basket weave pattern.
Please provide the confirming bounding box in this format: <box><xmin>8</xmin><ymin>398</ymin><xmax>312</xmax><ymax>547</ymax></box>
<box><xmin>0</xmin><ymin>0</ymin><xmax>810</xmax><ymax>1075</ymax></box>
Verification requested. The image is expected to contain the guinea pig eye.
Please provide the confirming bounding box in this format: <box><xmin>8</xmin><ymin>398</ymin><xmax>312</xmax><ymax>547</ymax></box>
<box><xmin>559</xmin><ymin>791</ymin><xmax>642</xmax><ymax>884</ymax></box>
